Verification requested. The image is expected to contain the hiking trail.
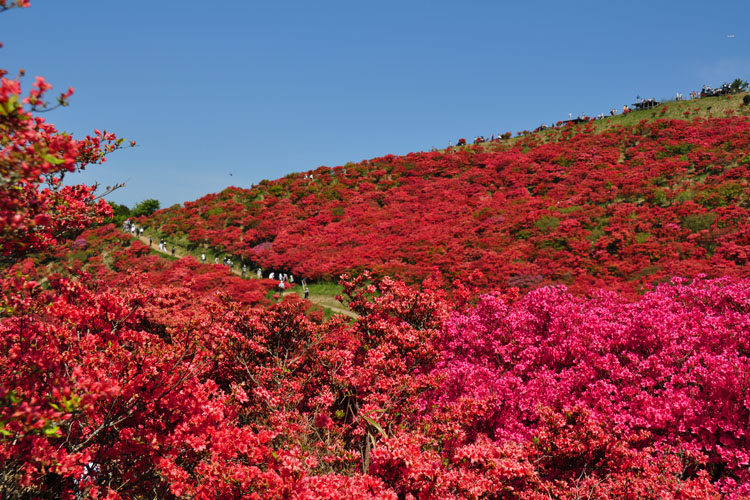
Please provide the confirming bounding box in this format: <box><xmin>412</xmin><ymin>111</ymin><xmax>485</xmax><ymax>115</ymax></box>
<box><xmin>133</xmin><ymin>233</ymin><xmax>359</xmax><ymax>318</ymax></box>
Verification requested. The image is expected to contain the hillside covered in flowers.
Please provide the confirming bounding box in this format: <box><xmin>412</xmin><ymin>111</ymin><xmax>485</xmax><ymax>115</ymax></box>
<box><xmin>3</xmin><ymin>3</ymin><xmax>750</xmax><ymax>497</ymax></box>
<box><xmin>147</xmin><ymin>113</ymin><xmax>750</xmax><ymax>296</ymax></box>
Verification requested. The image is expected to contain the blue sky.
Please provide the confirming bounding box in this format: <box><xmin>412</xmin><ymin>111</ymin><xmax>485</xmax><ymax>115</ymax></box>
<box><xmin>2</xmin><ymin>0</ymin><xmax>748</xmax><ymax>207</ymax></box>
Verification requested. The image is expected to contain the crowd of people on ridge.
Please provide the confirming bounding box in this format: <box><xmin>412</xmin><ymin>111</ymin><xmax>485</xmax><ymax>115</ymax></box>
<box><xmin>449</xmin><ymin>80</ymin><xmax>748</xmax><ymax>148</ymax></box>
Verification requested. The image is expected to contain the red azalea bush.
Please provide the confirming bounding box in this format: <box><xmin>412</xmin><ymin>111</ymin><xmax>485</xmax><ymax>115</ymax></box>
<box><xmin>0</xmin><ymin>263</ymin><xmax>447</xmax><ymax>498</ymax></box>
<box><xmin>0</xmin><ymin>71</ymin><xmax>124</xmax><ymax>260</ymax></box>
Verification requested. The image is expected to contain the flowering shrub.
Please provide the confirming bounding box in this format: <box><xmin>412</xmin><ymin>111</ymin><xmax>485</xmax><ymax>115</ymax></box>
<box><xmin>0</xmin><ymin>260</ymin><xmax>449</xmax><ymax>498</ymax></box>
<box><xmin>428</xmin><ymin>277</ymin><xmax>750</xmax><ymax>498</ymax></box>
<box><xmin>6</xmin><ymin>263</ymin><xmax>747</xmax><ymax>497</ymax></box>
<box><xmin>0</xmin><ymin>70</ymin><xmax>125</xmax><ymax>261</ymax></box>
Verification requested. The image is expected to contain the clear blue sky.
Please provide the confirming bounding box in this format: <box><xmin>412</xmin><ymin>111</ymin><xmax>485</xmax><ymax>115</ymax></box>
<box><xmin>2</xmin><ymin>0</ymin><xmax>748</xmax><ymax>207</ymax></box>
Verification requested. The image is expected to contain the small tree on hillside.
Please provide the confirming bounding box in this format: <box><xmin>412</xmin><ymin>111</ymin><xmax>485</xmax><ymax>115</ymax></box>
<box><xmin>131</xmin><ymin>198</ymin><xmax>161</xmax><ymax>218</ymax></box>
<box><xmin>730</xmin><ymin>78</ymin><xmax>749</xmax><ymax>93</ymax></box>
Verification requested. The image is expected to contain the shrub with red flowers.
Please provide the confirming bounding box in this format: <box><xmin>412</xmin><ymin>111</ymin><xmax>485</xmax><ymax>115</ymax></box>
<box><xmin>0</xmin><ymin>69</ymin><xmax>125</xmax><ymax>261</ymax></box>
<box><xmin>0</xmin><ymin>259</ymin><xmax>447</xmax><ymax>498</ymax></box>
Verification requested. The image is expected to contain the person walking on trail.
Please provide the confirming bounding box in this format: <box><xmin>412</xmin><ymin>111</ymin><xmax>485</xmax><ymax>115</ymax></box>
<box><xmin>256</xmin><ymin>268</ymin><xmax>262</xmax><ymax>279</ymax></box>
<box><xmin>149</xmin><ymin>237</ymin><xmax>152</xmax><ymax>247</ymax></box>
<box><xmin>278</xmin><ymin>280</ymin><xmax>285</xmax><ymax>291</ymax></box>
<box><xmin>241</xmin><ymin>264</ymin><xmax>246</xmax><ymax>277</ymax></box>
<box><xmin>215</xmin><ymin>257</ymin><xmax>219</xmax><ymax>264</ymax></box>
<box><xmin>201</xmin><ymin>252</ymin><xmax>206</xmax><ymax>263</ymax></box>
<box><xmin>304</xmin><ymin>285</ymin><xmax>309</xmax><ymax>300</ymax></box>
<box><xmin>171</xmin><ymin>247</ymin><xmax>175</xmax><ymax>257</ymax></box>
<box><xmin>269</xmin><ymin>272</ymin><xmax>275</xmax><ymax>280</ymax></box>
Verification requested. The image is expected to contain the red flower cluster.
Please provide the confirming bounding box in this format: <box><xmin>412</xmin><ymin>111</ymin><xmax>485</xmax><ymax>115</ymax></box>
<box><xmin>427</xmin><ymin>277</ymin><xmax>750</xmax><ymax>498</ymax></box>
<box><xmin>0</xmin><ymin>72</ymin><xmax>125</xmax><ymax>259</ymax></box>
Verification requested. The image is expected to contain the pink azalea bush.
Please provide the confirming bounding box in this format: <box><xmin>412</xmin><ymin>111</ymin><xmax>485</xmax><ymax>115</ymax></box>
<box><xmin>428</xmin><ymin>276</ymin><xmax>750</xmax><ymax>498</ymax></box>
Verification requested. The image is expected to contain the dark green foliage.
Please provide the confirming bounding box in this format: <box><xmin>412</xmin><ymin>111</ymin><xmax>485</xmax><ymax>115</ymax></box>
<box><xmin>730</xmin><ymin>78</ymin><xmax>749</xmax><ymax>93</ymax></box>
<box><xmin>267</xmin><ymin>184</ymin><xmax>285</xmax><ymax>197</ymax></box>
<box><xmin>131</xmin><ymin>199</ymin><xmax>161</xmax><ymax>218</ymax></box>
<box><xmin>555</xmin><ymin>157</ymin><xmax>574</xmax><ymax>167</ymax></box>
<box><xmin>656</xmin><ymin>143</ymin><xmax>692</xmax><ymax>159</ymax></box>
<box><xmin>696</xmin><ymin>182</ymin><xmax>746</xmax><ymax>208</ymax></box>
<box><xmin>681</xmin><ymin>213</ymin><xmax>717</xmax><ymax>232</ymax></box>
<box><xmin>538</xmin><ymin>238</ymin><xmax>570</xmax><ymax>250</ymax></box>
<box><xmin>649</xmin><ymin>188</ymin><xmax>669</xmax><ymax>207</ymax></box>
<box><xmin>534</xmin><ymin>216</ymin><xmax>560</xmax><ymax>233</ymax></box>
<box><xmin>104</xmin><ymin>202</ymin><xmax>131</xmax><ymax>226</ymax></box>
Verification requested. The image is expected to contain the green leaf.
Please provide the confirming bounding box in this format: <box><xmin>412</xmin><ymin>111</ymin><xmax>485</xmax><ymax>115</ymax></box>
<box><xmin>43</xmin><ymin>153</ymin><xmax>64</xmax><ymax>166</ymax></box>
<box><xmin>2</xmin><ymin>95</ymin><xmax>18</xmax><ymax>115</ymax></box>
<box><xmin>362</xmin><ymin>414</ymin><xmax>387</xmax><ymax>439</ymax></box>
<box><xmin>42</xmin><ymin>422</ymin><xmax>60</xmax><ymax>438</ymax></box>
<box><xmin>62</xmin><ymin>394</ymin><xmax>81</xmax><ymax>412</ymax></box>
<box><xmin>7</xmin><ymin>391</ymin><xmax>20</xmax><ymax>405</ymax></box>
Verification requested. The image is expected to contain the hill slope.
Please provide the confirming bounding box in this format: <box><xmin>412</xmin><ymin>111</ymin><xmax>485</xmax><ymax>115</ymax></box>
<box><xmin>146</xmin><ymin>98</ymin><xmax>750</xmax><ymax>296</ymax></box>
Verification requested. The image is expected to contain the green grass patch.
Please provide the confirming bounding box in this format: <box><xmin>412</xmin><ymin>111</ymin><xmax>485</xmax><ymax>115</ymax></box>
<box><xmin>306</xmin><ymin>282</ymin><xmax>344</xmax><ymax>297</ymax></box>
<box><xmin>150</xmin><ymin>248</ymin><xmax>178</xmax><ymax>261</ymax></box>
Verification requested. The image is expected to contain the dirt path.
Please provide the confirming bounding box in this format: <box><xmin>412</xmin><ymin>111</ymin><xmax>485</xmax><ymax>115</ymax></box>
<box><xmin>305</xmin><ymin>294</ymin><xmax>356</xmax><ymax>318</ymax></box>
<box><xmin>133</xmin><ymin>233</ymin><xmax>359</xmax><ymax>318</ymax></box>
